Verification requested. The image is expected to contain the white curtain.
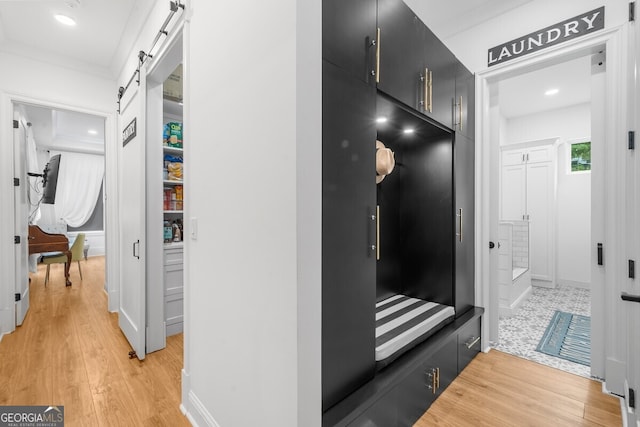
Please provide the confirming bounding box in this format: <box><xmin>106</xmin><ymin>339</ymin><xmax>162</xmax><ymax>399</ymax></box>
<box><xmin>52</xmin><ymin>151</ymin><xmax>105</xmax><ymax>228</ymax></box>
<box><xmin>25</xmin><ymin>122</ymin><xmax>41</xmax><ymax>223</ymax></box>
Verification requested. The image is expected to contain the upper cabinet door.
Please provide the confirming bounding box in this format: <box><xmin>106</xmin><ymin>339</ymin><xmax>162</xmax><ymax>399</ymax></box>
<box><xmin>323</xmin><ymin>0</ymin><xmax>377</xmax><ymax>84</ymax></box>
<box><xmin>455</xmin><ymin>63</ymin><xmax>475</xmax><ymax>139</ymax></box>
<box><xmin>421</xmin><ymin>25</ymin><xmax>457</xmax><ymax>127</ymax></box>
<box><xmin>377</xmin><ymin>0</ymin><xmax>456</xmax><ymax>128</ymax></box>
<box><xmin>377</xmin><ymin>0</ymin><xmax>424</xmax><ymax>110</ymax></box>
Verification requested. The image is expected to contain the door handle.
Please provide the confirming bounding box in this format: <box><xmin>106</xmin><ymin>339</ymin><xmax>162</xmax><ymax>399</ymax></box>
<box><xmin>621</xmin><ymin>292</ymin><xmax>640</xmax><ymax>303</ymax></box>
<box><xmin>597</xmin><ymin>243</ymin><xmax>603</xmax><ymax>265</ymax></box>
<box><xmin>133</xmin><ymin>240</ymin><xmax>140</xmax><ymax>259</ymax></box>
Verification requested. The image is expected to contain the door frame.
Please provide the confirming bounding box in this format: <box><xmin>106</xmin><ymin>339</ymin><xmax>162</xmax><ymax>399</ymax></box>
<box><xmin>475</xmin><ymin>26</ymin><xmax>628</xmax><ymax>389</ymax></box>
<box><xmin>0</xmin><ymin>92</ymin><xmax>117</xmax><ymax>337</ymax></box>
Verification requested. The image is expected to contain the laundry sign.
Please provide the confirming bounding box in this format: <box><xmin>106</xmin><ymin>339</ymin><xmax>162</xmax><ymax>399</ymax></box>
<box><xmin>488</xmin><ymin>6</ymin><xmax>604</xmax><ymax>67</ymax></box>
<box><xmin>122</xmin><ymin>117</ymin><xmax>137</xmax><ymax>147</ymax></box>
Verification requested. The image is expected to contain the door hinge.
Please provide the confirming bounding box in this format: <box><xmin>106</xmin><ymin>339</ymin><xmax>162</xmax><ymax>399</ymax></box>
<box><xmin>14</xmin><ymin>178</ymin><xmax>19</xmax><ymax>186</ymax></box>
<box><xmin>14</xmin><ymin>235</ymin><xmax>20</xmax><ymax>244</ymax></box>
<box><xmin>15</xmin><ymin>293</ymin><xmax>20</xmax><ymax>302</ymax></box>
<box><xmin>630</xmin><ymin>2</ymin><xmax>636</xmax><ymax>21</ymax></box>
<box><xmin>630</xmin><ymin>260</ymin><xmax>636</xmax><ymax>279</ymax></box>
<box><xmin>13</xmin><ymin>119</ymin><xmax>19</xmax><ymax>129</ymax></box>
<box><xmin>630</xmin><ymin>387</ymin><xmax>636</xmax><ymax>409</ymax></box>
<box><xmin>629</xmin><ymin>131</ymin><xmax>635</xmax><ymax>150</ymax></box>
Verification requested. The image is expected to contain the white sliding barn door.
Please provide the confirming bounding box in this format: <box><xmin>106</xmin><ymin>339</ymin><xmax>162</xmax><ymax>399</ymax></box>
<box><xmin>13</xmin><ymin>112</ymin><xmax>29</xmax><ymax>326</ymax></box>
<box><xmin>118</xmin><ymin>70</ymin><xmax>147</xmax><ymax>360</ymax></box>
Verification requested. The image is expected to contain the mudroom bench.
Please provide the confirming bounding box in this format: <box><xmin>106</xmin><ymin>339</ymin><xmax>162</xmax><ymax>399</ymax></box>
<box><xmin>323</xmin><ymin>308</ymin><xmax>483</xmax><ymax>427</ymax></box>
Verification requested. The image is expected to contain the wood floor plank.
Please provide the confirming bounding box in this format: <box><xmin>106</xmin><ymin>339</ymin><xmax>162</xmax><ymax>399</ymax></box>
<box><xmin>418</xmin><ymin>350</ymin><xmax>623</xmax><ymax>427</ymax></box>
<box><xmin>0</xmin><ymin>257</ymin><xmax>189</xmax><ymax>426</ymax></box>
<box><xmin>2</xmin><ymin>258</ymin><xmax>624</xmax><ymax>427</ymax></box>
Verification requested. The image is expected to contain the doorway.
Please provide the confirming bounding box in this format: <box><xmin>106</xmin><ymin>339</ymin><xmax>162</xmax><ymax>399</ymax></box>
<box><xmin>7</xmin><ymin>98</ymin><xmax>110</xmax><ymax>334</ymax></box>
<box><xmin>476</xmin><ymin>29</ymin><xmax>626</xmax><ymax>386</ymax></box>
<box><xmin>487</xmin><ymin>55</ymin><xmax>595</xmax><ymax>377</ymax></box>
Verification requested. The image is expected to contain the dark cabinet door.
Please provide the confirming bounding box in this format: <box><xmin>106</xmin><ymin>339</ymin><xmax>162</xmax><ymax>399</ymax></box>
<box><xmin>421</xmin><ymin>26</ymin><xmax>457</xmax><ymax>128</ymax></box>
<box><xmin>348</xmin><ymin>390</ymin><xmax>397</xmax><ymax>427</ymax></box>
<box><xmin>322</xmin><ymin>60</ymin><xmax>377</xmax><ymax>411</ymax></box>
<box><xmin>455</xmin><ymin>63</ymin><xmax>475</xmax><ymax>139</ymax></box>
<box><xmin>323</xmin><ymin>0</ymin><xmax>377</xmax><ymax>84</ymax></box>
<box><xmin>454</xmin><ymin>133</ymin><xmax>475</xmax><ymax>316</ymax></box>
<box><xmin>396</xmin><ymin>336</ymin><xmax>457</xmax><ymax>426</ymax></box>
<box><xmin>458</xmin><ymin>316</ymin><xmax>481</xmax><ymax>374</ymax></box>
<box><xmin>377</xmin><ymin>0</ymin><xmax>424</xmax><ymax>111</ymax></box>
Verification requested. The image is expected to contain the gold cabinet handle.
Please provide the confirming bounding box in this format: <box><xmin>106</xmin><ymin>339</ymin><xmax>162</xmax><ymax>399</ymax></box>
<box><xmin>376</xmin><ymin>28</ymin><xmax>381</xmax><ymax>84</ymax></box>
<box><xmin>422</xmin><ymin>69</ymin><xmax>428</xmax><ymax>111</ymax></box>
<box><xmin>376</xmin><ymin>205</ymin><xmax>380</xmax><ymax>260</ymax></box>
<box><xmin>427</xmin><ymin>69</ymin><xmax>433</xmax><ymax>113</ymax></box>
<box><xmin>435</xmin><ymin>367</ymin><xmax>440</xmax><ymax>390</ymax></box>
<box><xmin>426</xmin><ymin>368</ymin><xmax>437</xmax><ymax>394</ymax></box>
<box><xmin>456</xmin><ymin>208</ymin><xmax>463</xmax><ymax>242</ymax></box>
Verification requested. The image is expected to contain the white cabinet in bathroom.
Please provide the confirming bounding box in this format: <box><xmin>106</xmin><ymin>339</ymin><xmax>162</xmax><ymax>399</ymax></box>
<box><xmin>500</xmin><ymin>142</ymin><xmax>555</xmax><ymax>287</ymax></box>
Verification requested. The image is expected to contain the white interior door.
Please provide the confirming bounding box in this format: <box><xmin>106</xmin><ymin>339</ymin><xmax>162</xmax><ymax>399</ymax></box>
<box><xmin>13</xmin><ymin>112</ymin><xmax>29</xmax><ymax>326</ymax></box>
<box><xmin>118</xmin><ymin>70</ymin><xmax>147</xmax><ymax>360</ymax></box>
<box><xmin>526</xmin><ymin>161</ymin><xmax>553</xmax><ymax>283</ymax></box>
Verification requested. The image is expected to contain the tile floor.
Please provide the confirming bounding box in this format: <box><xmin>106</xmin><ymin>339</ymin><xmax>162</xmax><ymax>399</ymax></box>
<box><xmin>493</xmin><ymin>283</ymin><xmax>591</xmax><ymax>378</ymax></box>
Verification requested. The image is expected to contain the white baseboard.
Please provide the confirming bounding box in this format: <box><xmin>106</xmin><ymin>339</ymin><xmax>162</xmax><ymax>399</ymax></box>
<box><xmin>183</xmin><ymin>389</ymin><xmax>220</xmax><ymax>427</ymax></box>
<box><xmin>557</xmin><ymin>279</ymin><xmax>590</xmax><ymax>289</ymax></box>
<box><xmin>532</xmin><ymin>278</ymin><xmax>555</xmax><ymax>288</ymax></box>
<box><xmin>605</xmin><ymin>358</ymin><xmax>626</xmax><ymax>396</ymax></box>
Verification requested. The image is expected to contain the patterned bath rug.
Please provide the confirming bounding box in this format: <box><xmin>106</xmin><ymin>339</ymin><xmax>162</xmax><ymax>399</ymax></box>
<box><xmin>536</xmin><ymin>310</ymin><xmax>590</xmax><ymax>366</ymax></box>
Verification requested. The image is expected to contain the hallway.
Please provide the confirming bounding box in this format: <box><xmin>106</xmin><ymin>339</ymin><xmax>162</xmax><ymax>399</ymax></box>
<box><xmin>0</xmin><ymin>257</ymin><xmax>188</xmax><ymax>426</ymax></box>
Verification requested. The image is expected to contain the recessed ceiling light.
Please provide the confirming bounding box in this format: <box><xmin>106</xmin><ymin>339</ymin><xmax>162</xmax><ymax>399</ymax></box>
<box><xmin>403</xmin><ymin>128</ymin><xmax>414</xmax><ymax>134</ymax></box>
<box><xmin>88</xmin><ymin>129</ymin><xmax>98</xmax><ymax>135</ymax></box>
<box><xmin>376</xmin><ymin>117</ymin><xmax>388</xmax><ymax>123</ymax></box>
<box><xmin>545</xmin><ymin>88</ymin><xmax>559</xmax><ymax>96</ymax></box>
<box><xmin>54</xmin><ymin>14</ymin><xmax>76</xmax><ymax>26</ymax></box>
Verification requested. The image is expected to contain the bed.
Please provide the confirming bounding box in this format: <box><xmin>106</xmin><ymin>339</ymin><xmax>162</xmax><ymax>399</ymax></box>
<box><xmin>375</xmin><ymin>294</ymin><xmax>455</xmax><ymax>369</ymax></box>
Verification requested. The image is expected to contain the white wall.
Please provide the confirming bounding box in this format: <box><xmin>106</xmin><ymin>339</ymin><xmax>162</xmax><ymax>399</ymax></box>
<box><xmin>184</xmin><ymin>1</ymin><xmax>321</xmax><ymax>426</ymax></box>
<box><xmin>0</xmin><ymin>51</ymin><xmax>115</xmax><ymax>336</ymax></box>
<box><xmin>505</xmin><ymin>103</ymin><xmax>591</xmax><ymax>287</ymax></box>
<box><xmin>444</xmin><ymin>0</ymin><xmax>628</xmax><ymax>72</ymax></box>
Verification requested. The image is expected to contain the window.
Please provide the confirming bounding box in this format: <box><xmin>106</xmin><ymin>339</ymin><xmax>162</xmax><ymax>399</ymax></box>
<box><xmin>570</xmin><ymin>141</ymin><xmax>591</xmax><ymax>172</ymax></box>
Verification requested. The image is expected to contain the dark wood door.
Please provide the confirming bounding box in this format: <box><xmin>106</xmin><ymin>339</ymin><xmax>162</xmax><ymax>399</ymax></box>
<box><xmin>454</xmin><ymin>133</ymin><xmax>475</xmax><ymax>316</ymax></box>
<box><xmin>322</xmin><ymin>60</ymin><xmax>377</xmax><ymax>411</ymax></box>
<box><xmin>323</xmin><ymin>0</ymin><xmax>377</xmax><ymax>84</ymax></box>
<box><xmin>420</xmin><ymin>25</ymin><xmax>457</xmax><ymax>128</ymax></box>
<box><xmin>455</xmin><ymin>63</ymin><xmax>475</xmax><ymax>139</ymax></box>
<box><xmin>377</xmin><ymin>0</ymin><xmax>424</xmax><ymax>111</ymax></box>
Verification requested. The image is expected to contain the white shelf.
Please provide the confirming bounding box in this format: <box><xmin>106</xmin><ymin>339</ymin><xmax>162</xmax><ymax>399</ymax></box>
<box><xmin>163</xmin><ymin>146</ymin><xmax>183</xmax><ymax>155</ymax></box>
<box><xmin>164</xmin><ymin>210</ymin><xmax>184</xmax><ymax>214</ymax></box>
<box><xmin>163</xmin><ymin>241</ymin><xmax>184</xmax><ymax>249</ymax></box>
<box><xmin>163</xmin><ymin>98</ymin><xmax>183</xmax><ymax>117</ymax></box>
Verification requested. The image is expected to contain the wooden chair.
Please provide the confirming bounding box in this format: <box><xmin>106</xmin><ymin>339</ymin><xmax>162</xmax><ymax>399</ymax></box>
<box><xmin>42</xmin><ymin>233</ymin><xmax>85</xmax><ymax>286</ymax></box>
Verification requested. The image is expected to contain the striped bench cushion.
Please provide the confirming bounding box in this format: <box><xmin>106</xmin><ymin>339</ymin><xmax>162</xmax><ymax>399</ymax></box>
<box><xmin>375</xmin><ymin>294</ymin><xmax>455</xmax><ymax>366</ymax></box>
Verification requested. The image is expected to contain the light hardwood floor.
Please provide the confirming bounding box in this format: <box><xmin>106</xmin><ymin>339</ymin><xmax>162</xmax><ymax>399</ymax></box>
<box><xmin>1</xmin><ymin>257</ymin><xmax>623</xmax><ymax>426</ymax></box>
<box><xmin>417</xmin><ymin>349</ymin><xmax>623</xmax><ymax>426</ymax></box>
<box><xmin>0</xmin><ymin>257</ymin><xmax>189</xmax><ymax>426</ymax></box>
